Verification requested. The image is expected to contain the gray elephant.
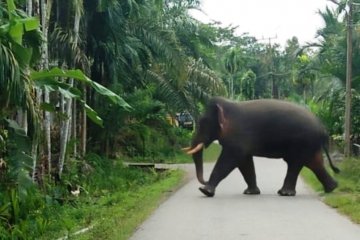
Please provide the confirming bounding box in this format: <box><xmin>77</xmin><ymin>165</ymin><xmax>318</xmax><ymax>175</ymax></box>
<box><xmin>184</xmin><ymin>97</ymin><xmax>339</xmax><ymax>197</ymax></box>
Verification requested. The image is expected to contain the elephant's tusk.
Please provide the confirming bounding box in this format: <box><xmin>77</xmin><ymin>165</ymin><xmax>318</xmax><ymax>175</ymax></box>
<box><xmin>186</xmin><ymin>143</ymin><xmax>204</xmax><ymax>155</ymax></box>
<box><xmin>182</xmin><ymin>147</ymin><xmax>192</xmax><ymax>151</ymax></box>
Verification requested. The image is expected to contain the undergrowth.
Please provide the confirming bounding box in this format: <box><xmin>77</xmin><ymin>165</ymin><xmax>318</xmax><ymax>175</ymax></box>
<box><xmin>0</xmin><ymin>153</ymin><xmax>184</xmax><ymax>239</ymax></box>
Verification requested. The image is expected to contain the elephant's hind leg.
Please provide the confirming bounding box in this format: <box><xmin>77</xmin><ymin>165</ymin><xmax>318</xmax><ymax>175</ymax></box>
<box><xmin>238</xmin><ymin>156</ymin><xmax>260</xmax><ymax>194</ymax></box>
<box><xmin>306</xmin><ymin>151</ymin><xmax>338</xmax><ymax>193</ymax></box>
<box><xmin>278</xmin><ymin>159</ymin><xmax>304</xmax><ymax>196</ymax></box>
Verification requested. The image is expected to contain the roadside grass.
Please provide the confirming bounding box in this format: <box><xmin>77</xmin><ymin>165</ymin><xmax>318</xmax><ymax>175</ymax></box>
<box><xmin>74</xmin><ymin>143</ymin><xmax>221</xmax><ymax>239</ymax></box>
<box><xmin>38</xmin><ymin>156</ymin><xmax>185</xmax><ymax>240</ymax></box>
<box><xmin>301</xmin><ymin>158</ymin><xmax>360</xmax><ymax>224</ymax></box>
<box><xmin>74</xmin><ymin>170</ymin><xmax>184</xmax><ymax>240</ymax></box>
<box><xmin>37</xmin><ymin>143</ymin><xmax>221</xmax><ymax>239</ymax></box>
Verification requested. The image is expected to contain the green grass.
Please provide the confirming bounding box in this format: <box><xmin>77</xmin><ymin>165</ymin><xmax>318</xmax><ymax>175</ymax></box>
<box><xmin>301</xmin><ymin>158</ymin><xmax>360</xmax><ymax>224</ymax></box>
<box><xmin>74</xmin><ymin>170</ymin><xmax>184</xmax><ymax>240</ymax></box>
<box><xmin>7</xmin><ymin>143</ymin><xmax>220</xmax><ymax>239</ymax></box>
<box><xmin>36</xmin><ymin>158</ymin><xmax>185</xmax><ymax>240</ymax></box>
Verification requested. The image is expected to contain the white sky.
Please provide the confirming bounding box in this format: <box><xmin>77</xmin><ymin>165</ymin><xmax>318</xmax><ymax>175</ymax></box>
<box><xmin>191</xmin><ymin>0</ymin><xmax>336</xmax><ymax>46</ymax></box>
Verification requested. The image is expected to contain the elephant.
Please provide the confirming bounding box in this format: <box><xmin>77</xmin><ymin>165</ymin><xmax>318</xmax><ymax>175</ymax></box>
<box><xmin>184</xmin><ymin>97</ymin><xmax>339</xmax><ymax>197</ymax></box>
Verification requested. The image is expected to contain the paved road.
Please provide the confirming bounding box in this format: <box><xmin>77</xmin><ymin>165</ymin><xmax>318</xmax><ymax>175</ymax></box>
<box><xmin>130</xmin><ymin>158</ymin><xmax>360</xmax><ymax>240</ymax></box>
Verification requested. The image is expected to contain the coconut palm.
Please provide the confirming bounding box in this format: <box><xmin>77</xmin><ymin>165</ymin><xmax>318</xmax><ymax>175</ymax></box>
<box><xmin>308</xmin><ymin>2</ymin><xmax>360</xmax><ymax>151</ymax></box>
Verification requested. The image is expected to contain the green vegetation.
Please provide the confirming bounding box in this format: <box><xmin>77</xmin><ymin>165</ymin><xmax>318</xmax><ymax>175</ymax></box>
<box><xmin>75</xmin><ymin>169</ymin><xmax>184</xmax><ymax>240</ymax></box>
<box><xmin>301</xmin><ymin>158</ymin><xmax>360</xmax><ymax>224</ymax></box>
<box><xmin>1</xmin><ymin>153</ymin><xmax>184</xmax><ymax>239</ymax></box>
<box><xmin>203</xmin><ymin>143</ymin><xmax>222</xmax><ymax>162</ymax></box>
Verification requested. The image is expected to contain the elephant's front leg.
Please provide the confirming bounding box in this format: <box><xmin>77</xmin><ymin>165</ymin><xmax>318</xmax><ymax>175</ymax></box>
<box><xmin>199</xmin><ymin>148</ymin><xmax>237</xmax><ymax>197</ymax></box>
<box><xmin>238</xmin><ymin>156</ymin><xmax>260</xmax><ymax>195</ymax></box>
<box><xmin>278</xmin><ymin>159</ymin><xmax>304</xmax><ymax>196</ymax></box>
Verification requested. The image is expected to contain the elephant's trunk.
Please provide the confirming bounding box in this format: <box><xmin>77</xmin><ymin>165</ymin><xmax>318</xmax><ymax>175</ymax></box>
<box><xmin>193</xmin><ymin>147</ymin><xmax>206</xmax><ymax>185</ymax></box>
<box><xmin>183</xmin><ymin>142</ymin><xmax>206</xmax><ymax>185</ymax></box>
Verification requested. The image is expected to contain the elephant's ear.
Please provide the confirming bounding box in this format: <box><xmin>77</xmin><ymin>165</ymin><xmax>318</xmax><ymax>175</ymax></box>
<box><xmin>216</xmin><ymin>104</ymin><xmax>227</xmax><ymax>131</ymax></box>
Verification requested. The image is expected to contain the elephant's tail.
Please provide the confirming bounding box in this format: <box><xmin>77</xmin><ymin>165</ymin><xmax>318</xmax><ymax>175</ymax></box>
<box><xmin>323</xmin><ymin>145</ymin><xmax>340</xmax><ymax>174</ymax></box>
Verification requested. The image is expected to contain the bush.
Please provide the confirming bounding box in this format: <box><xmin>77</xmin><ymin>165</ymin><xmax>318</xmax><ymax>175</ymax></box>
<box><xmin>0</xmin><ymin>151</ymin><xmax>180</xmax><ymax>239</ymax></box>
<box><xmin>116</xmin><ymin>120</ymin><xmax>191</xmax><ymax>163</ymax></box>
<box><xmin>338</xmin><ymin>158</ymin><xmax>360</xmax><ymax>186</ymax></box>
<box><xmin>88</xmin><ymin>87</ymin><xmax>192</xmax><ymax>161</ymax></box>
<box><xmin>308</xmin><ymin>90</ymin><xmax>360</xmax><ymax>149</ymax></box>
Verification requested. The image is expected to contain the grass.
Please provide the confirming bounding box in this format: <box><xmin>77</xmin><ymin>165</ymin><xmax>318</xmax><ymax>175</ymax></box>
<box><xmin>12</xmin><ymin>142</ymin><xmax>220</xmax><ymax>239</ymax></box>
<box><xmin>70</xmin><ymin>143</ymin><xmax>224</xmax><ymax>239</ymax></box>
<box><xmin>74</xmin><ymin>170</ymin><xmax>184</xmax><ymax>240</ymax></box>
<box><xmin>301</xmin><ymin>158</ymin><xmax>360</xmax><ymax>224</ymax></box>
<box><xmin>36</xmin><ymin>157</ymin><xmax>185</xmax><ymax>240</ymax></box>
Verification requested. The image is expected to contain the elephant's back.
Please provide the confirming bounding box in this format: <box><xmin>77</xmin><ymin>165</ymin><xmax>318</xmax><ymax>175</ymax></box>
<box><xmin>225</xmin><ymin>99</ymin><xmax>327</xmax><ymax>156</ymax></box>
<box><xmin>235</xmin><ymin>99</ymin><xmax>320</xmax><ymax>126</ymax></box>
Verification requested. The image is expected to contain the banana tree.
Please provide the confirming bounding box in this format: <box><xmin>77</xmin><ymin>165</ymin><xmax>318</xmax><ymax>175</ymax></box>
<box><xmin>31</xmin><ymin>67</ymin><xmax>131</xmax><ymax>177</ymax></box>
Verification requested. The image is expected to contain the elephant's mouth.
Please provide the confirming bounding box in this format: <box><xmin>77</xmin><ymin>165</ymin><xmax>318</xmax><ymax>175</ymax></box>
<box><xmin>183</xmin><ymin>143</ymin><xmax>206</xmax><ymax>185</ymax></box>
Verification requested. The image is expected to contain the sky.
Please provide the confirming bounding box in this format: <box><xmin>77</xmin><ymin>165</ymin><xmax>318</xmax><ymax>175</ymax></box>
<box><xmin>190</xmin><ymin>0</ymin><xmax>336</xmax><ymax>46</ymax></box>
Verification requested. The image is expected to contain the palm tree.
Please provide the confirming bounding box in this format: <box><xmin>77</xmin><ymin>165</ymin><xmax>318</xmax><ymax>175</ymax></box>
<box><xmin>310</xmin><ymin>2</ymin><xmax>360</xmax><ymax>154</ymax></box>
<box><xmin>0</xmin><ymin>0</ymin><xmax>42</xmax><ymax>187</ymax></box>
<box><xmin>53</xmin><ymin>0</ymin><xmax>83</xmax><ymax>177</ymax></box>
<box><xmin>224</xmin><ymin>49</ymin><xmax>243</xmax><ymax>99</ymax></box>
<box><xmin>82</xmin><ymin>0</ymin><xmax>226</xmax><ymax>152</ymax></box>
<box><xmin>39</xmin><ymin>0</ymin><xmax>52</xmax><ymax>178</ymax></box>
<box><xmin>315</xmin><ymin>7</ymin><xmax>346</xmax><ymax>80</ymax></box>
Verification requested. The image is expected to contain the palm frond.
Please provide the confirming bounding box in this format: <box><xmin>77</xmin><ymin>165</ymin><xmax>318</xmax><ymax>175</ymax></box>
<box><xmin>131</xmin><ymin>20</ymin><xmax>187</xmax><ymax>83</ymax></box>
<box><xmin>316</xmin><ymin>7</ymin><xmax>344</xmax><ymax>39</ymax></box>
<box><xmin>186</xmin><ymin>58</ymin><xmax>227</xmax><ymax>100</ymax></box>
<box><xmin>0</xmin><ymin>43</ymin><xmax>22</xmax><ymax>110</ymax></box>
<box><xmin>146</xmin><ymin>69</ymin><xmax>192</xmax><ymax>112</ymax></box>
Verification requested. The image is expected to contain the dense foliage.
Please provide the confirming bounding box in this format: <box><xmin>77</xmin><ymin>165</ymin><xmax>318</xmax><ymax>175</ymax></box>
<box><xmin>0</xmin><ymin>0</ymin><xmax>360</xmax><ymax>238</ymax></box>
<box><xmin>0</xmin><ymin>152</ymin><xmax>182</xmax><ymax>239</ymax></box>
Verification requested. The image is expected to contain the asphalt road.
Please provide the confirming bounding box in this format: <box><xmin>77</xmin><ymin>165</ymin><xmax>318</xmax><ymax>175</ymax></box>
<box><xmin>129</xmin><ymin>158</ymin><xmax>360</xmax><ymax>240</ymax></box>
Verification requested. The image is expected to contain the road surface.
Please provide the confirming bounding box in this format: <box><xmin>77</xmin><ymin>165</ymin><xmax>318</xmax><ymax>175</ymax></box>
<box><xmin>130</xmin><ymin>157</ymin><xmax>360</xmax><ymax>240</ymax></box>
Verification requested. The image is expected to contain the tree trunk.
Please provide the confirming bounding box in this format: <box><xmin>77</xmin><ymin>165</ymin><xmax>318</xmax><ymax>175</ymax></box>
<box><xmin>19</xmin><ymin>0</ymin><xmax>32</xmax><ymax>136</ymax></box>
<box><xmin>16</xmin><ymin>109</ymin><xmax>28</xmax><ymax>135</ymax></box>
<box><xmin>26</xmin><ymin>0</ymin><xmax>32</xmax><ymax>15</ymax></box>
<box><xmin>344</xmin><ymin>1</ymin><xmax>353</xmax><ymax>157</ymax></box>
<box><xmin>30</xmin><ymin>0</ymin><xmax>41</xmax><ymax>181</ymax></box>
<box><xmin>59</xmin><ymin>97</ymin><xmax>72</xmax><ymax>177</ymax></box>
<box><xmin>58</xmin><ymin>0</ymin><xmax>83</xmax><ymax>177</ymax></box>
<box><xmin>40</xmin><ymin>0</ymin><xmax>52</xmax><ymax>177</ymax></box>
<box><xmin>80</xmin><ymin>85</ymin><xmax>87</xmax><ymax>156</ymax></box>
<box><xmin>73</xmin><ymin>98</ymin><xmax>77</xmax><ymax>157</ymax></box>
<box><xmin>71</xmin><ymin>0</ymin><xmax>82</xmax><ymax>159</ymax></box>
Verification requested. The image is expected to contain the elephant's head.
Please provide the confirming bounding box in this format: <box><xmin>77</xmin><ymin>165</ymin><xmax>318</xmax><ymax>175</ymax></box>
<box><xmin>184</xmin><ymin>98</ymin><xmax>228</xmax><ymax>185</ymax></box>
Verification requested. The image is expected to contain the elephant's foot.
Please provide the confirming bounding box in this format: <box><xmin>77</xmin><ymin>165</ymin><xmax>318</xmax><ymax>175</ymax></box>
<box><xmin>199</xmin><ymin>185</ymin><xmax>215</xmax><ymax>197</ymax></box>
<box><xmin>277</xmin><ymin>188</ymin><xmax>296</xmax><ymax>196</ymax></box>
<box><xmin>324</xmin><ymin>180</ymin><xmax>338</xmax><ymax>193</ymax></box>
<box><xmin>243</xmin><ymin>186</ymin><xmax>261</xmax><ymax>195</ymax></box>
